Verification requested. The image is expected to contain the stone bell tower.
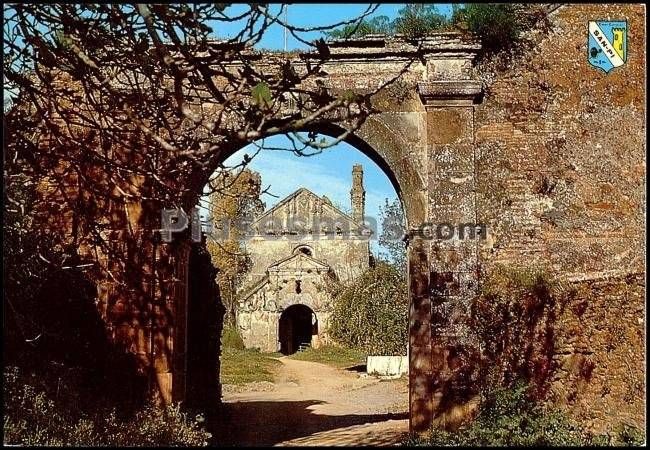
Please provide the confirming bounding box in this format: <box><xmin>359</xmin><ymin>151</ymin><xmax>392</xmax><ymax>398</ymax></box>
<box><xmin>350</xmin><ymin>164</ymin><xmax>365</xmax><ymax>224</ymax></box>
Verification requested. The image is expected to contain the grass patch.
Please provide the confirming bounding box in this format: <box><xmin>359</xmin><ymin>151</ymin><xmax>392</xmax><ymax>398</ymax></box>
<box><xmin>220</xmin><ymin>348</ymin><xmax>282</xmax><ymax>385</ymax></box>
<box><xmin>290</xmin><ymin>345</ymin><xmax>366</xmax><ymax>369</ymax></box>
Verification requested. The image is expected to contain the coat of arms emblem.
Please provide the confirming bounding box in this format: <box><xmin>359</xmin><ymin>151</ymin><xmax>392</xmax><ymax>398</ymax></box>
<box><xmin>588</xmin><ymin>21</ymin><xmax>627</xmax><ymax>73</ymax></box>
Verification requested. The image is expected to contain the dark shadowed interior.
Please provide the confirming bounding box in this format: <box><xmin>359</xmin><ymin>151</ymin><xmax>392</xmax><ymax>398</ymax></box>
<box><xmin>279</xmin><ymin>304</ymin><xmax>317</xmax><ymax>355</ymax></box>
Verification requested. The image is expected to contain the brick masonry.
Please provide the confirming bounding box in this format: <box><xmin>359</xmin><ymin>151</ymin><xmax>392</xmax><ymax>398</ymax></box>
<box><xmin>472</xmin><ymin>4</ymin><xmax>645</xmax><ymax>433</ymax></box>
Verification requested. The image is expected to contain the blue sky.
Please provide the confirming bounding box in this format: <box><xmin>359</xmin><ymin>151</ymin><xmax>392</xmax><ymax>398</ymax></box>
<box><xmin>200</xmin><ymin>134</ymin><xmax>400</xmax><ymax>257</ymax></box>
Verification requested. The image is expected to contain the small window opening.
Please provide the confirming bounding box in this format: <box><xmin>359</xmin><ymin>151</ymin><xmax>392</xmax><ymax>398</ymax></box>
<box><xmin>295</xmin><ymin>246</ymin><xmax>313</xmax><ymax>257</ymax></box>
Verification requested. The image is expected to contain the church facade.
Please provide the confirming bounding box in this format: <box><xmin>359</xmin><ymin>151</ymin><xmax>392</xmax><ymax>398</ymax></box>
<box><xmin>236</xmin><ymin>165</ymin><xmax>371</xmax><ymax>354</ymax></box>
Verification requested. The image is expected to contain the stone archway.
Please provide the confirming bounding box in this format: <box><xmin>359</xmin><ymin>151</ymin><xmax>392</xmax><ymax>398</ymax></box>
<box><xmin>92</xmin><ymin>35</ymin><xmax>483</xmax><ymax>434</ymax></box>
<box><xmin>279</xmin><ymin>304</ymin><xmax>317</xmax><ymax>355</ymax></box>
<box><xmin>17</xmin><ymin>7</ymin><xmax>647</xmax><ymax>438</ymax></box>
<box><xmin>181</xmin><ymin>119</ymin><xmax>435</xmax><ymax>430</ymax></box>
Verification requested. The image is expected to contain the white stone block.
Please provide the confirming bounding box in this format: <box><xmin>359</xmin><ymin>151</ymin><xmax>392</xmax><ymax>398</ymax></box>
<box><xmin>366</xmin><ymin>355</ymin><xmax>409</xmax><ymax>376</ymax></box>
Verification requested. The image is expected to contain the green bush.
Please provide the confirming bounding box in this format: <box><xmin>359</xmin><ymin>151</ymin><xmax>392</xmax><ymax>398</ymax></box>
<box><xmin>454</xmin><ymin>4</ymin><xmax>521</xmax><ymax>54</ymax></box>
<box><xmin>326</xmin><ymin>15</ymin><xmax>392</xmax><ymax>39</ymax></box>
<box><xmin>615</xmin><ymin>423</ymin><xmax>646</xmax><ymax>446</ymax></box>
<box><xmin>392</xmin><ymin>4</ymin><xmax>449</xmax><ymax>37</ymax></box>
<box><xmin>325</xmin><ymin>4</ymin><xmax>449</xmax><ymax>39</ymax></box>
<box><xmin>404</xmin><ymin>381</ymin><xmax>645</xmax><ymax>447</ymax></box>
<box><xmin>329</xmin><ymin>262</ymin><xmax>407</xmax><ymax>355</ymax></box>
<box><xmin>221</xmin><ymin>325</ymin><xmax>246</xmax><ymax>350</ymax></box>
<box><xmin>325</xmin><ymin>4</ymin><xmax>545</xmax><ymax>56</ymax></box>
<box><xmin>3</xmin><ymin>366</ymin><xmax>212</xmax><ymax>446</ymax></box>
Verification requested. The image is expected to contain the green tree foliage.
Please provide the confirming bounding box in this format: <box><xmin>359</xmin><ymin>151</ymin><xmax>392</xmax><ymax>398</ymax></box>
<box><xmin>326</xmin><ymin>15</ymin><xmax>392</xmax><ymax>39</ymax></box>
<box><xmin>455</xmin><ymin>4</ymin><xmax>520</xmax><ymax>53</ymax></box>
<box><xmin>326</xmin><ymin>4</ymin><xmax>546</xmax><ymax>55</ymax></box>
<box><xmin>326</xmin><ymin>5</ymin><xmax>450</xmax><ymax>39</ymax></box>
<box><xmin>393</xmin><ymin>4</ymin><xmax>449</xmax><ymax>37</ymax></box>
<box><xmin>378</xmin><ymin>197</ymin><xmax>406</xmax><ymax>273</ymax></box>
<box><xmin>251</xmin><ymin>81</ymin><xmax>272</xmax><ymax>110</ymax></box>
<box><xmin>207</xmin><ymin>168</ymin><xmax>264</xmax><ymax>326</ymax></box>
<box><xmin>329</xmin><ymin>262</ymin><xmax>407</xmax><ymax>355</ymax></box>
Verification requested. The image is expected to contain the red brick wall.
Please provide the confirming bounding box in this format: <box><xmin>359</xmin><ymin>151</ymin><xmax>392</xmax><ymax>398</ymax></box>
<box><xmin>474</xmin><ymin>4</ymin><xmax>645</xmax><ymax>432</ymax></box>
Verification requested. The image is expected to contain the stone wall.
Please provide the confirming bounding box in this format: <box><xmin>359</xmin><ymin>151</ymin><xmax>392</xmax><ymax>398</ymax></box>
<box><xmin>244</xmin><ymin>237</ymin><xmax>370</xmax><ymax>284</ymax></box>
<box><xmin>236</xmin><ymin>183</ymin><xmax>372</xmax><ymax>352</ymax></box>
<box><xmin>473</xmin><ymin>4</ymin><xmax>645</xmax><ymax>432</ymax></box>
<box><xmin>237</xmin><ymin>263</ymin><xmax>335</xmax><ymax>352</ymax></box>
<box><xmin>551</xmin><ymin>274</ymin><xmax>644</xmax><ymax>433</ymax></box>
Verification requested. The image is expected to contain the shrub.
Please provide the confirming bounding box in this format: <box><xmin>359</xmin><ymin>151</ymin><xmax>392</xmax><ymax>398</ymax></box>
<box><xmin>325</xmin><ymin>4</ymin><xmax>547</xmax><ymax>57</ymax></box>
<box><xmin>3</xmin><ymin>366</ymin><xmax>212</xmax><ymax>446</ymax></box>
<box><xmin>392</xmin><ymin>4</ymin><xmax>449</xmax><ymax>37</ymax></box>
<box><xmin>404</xmin><ymin>382</ymin><xmax>603</xmax><ymax>447</ymax></box>
<box><xmin>326</xmin><ymin>15</ymin><xmax>392</xmax><ymax>39</ymax></box>
<box><xmin>404</xmin><ymin>381</ymin><xmax>646</xmax><ymax>447</ymax></box>
<box><xmin>615</xmin><ymin>423</ymin><xmax>646</xmax><ymax>446</ymax></box>
<box><xmin>221</xmin><ymin>325</ymin><xmax>246</xmax><ymax>350</ymax></box>
<box><xmin>325</xmin><ymin>4</ymin><xmax>449</xmax><ymax>39</ymax></box>
<box><xmin>329</xmin><ymin>262</ymin><xmax>407</xmax><ymax>355</ymax></box>
<box><xmin>101</xmin><ymin>403</ymin><xmax>211</xmax><ymax>447</ymax></box>
<box><xmin>454</xmin><ymin>4</ymin><xmax>521</xmax><ymax>54</ymax></box>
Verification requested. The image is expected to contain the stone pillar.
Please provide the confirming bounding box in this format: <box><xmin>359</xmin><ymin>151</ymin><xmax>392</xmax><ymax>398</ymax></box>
<box><xmin>269</xmin><ymin>312</ymin><xmax>280</xmax><ymax>353</ymax></box>
<box><xmin>420</xmin><ymin>76</ymin><xmax>483</xmax><ymax>428</ymax></box>
<box><xmin>408</xmin><ymin>233</ymin><xmax>433</xmax><ymax>433</ymax></box>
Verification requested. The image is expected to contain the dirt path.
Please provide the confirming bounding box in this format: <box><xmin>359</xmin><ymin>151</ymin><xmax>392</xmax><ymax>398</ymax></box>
<box><xmin>215</xmin><ymin>357</ymin><xmax>409</xmax><ymax>446</ymax></box>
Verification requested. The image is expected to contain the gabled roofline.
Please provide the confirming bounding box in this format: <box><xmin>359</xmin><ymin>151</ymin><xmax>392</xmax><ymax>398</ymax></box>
<box><xmin>268</xmin><ymin>251</ymin><xmax>330</xmax><ymax>271</ymax></box>
<box><xmin>239</xmin><ymin>251</ymin><xmax>331</xmax><ymax>301</ymax></box>
<box><xmin>251</xmin><ymin>187</ymin><xmax>365</xmax><ymax>229</ymax></box>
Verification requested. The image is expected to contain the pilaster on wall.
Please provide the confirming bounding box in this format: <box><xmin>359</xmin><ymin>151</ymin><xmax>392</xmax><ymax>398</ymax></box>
<box><xmin>94</xmin><ymin>227</ymin><xmax>192</xmax><ymax>406</ymax></box>
<box><xmin>408</xmin><ymin>234</ymin><xmax>433</xmax><ymax>433</ymax></box>
<box><xmin>169</xmin><ymin>239</ymin><xmax>192</xmax><ymax>404</ymax></box>
<box><xmin>420</xmin><ymin>48</ymin><xmax>483</xmax><ymax>427</ymax></box>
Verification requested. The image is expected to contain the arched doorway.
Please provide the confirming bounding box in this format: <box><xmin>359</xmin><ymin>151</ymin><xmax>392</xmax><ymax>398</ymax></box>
<box><xmin>278</xmin><ymin>304</ymin><xmax>318</xmax><ymax>355</ymax></box>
